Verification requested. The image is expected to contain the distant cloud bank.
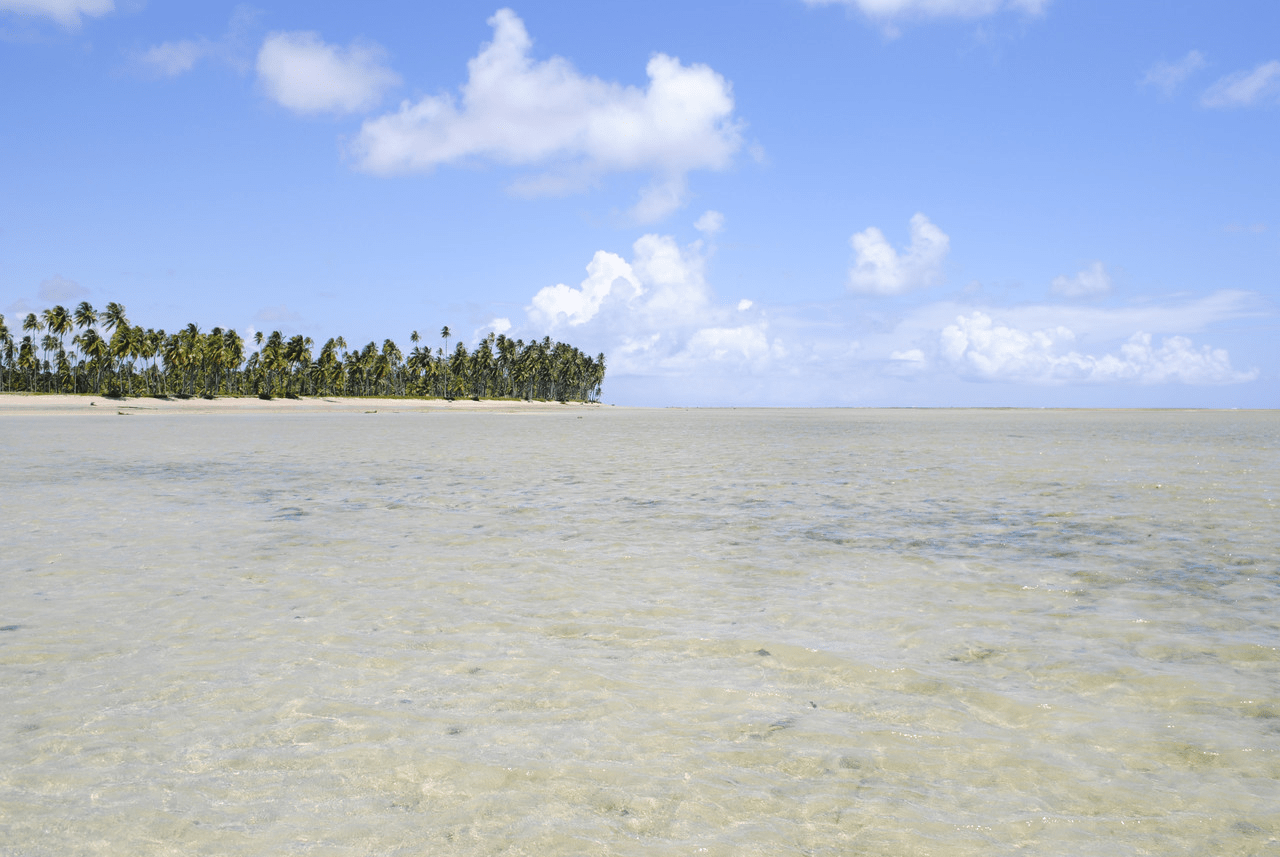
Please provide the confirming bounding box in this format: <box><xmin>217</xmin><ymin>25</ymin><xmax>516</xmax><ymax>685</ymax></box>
<box><xmin>940</xmin><ymin>312</ymin><xmax>1255</xmax><ymax>385</ymax></box>
<box><xmin>510</xmin><ymin>213</ymin><xmax>1255</xmax><ymax>403</ymax></box>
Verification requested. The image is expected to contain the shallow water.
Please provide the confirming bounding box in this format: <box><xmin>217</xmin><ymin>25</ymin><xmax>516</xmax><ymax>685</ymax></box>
<box><xmin>1</xmin><ymin>408</ymin><xmax>1277</xmax><ymax>855</ymax></box>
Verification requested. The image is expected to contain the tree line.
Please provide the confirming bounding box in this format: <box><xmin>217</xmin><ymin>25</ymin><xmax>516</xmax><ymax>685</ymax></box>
<box><xmin>0</xmin><ymin>302</ymin><xmax>606</xmax><ymax>402</ymax></box>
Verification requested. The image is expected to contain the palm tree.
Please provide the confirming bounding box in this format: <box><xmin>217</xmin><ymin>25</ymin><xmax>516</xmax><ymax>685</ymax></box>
<box><xmin>100</xmin><ymin>302</ymin><xmax>128</xmax><ymax>335</ymax></box>
<box><xmin>22</xmin><ymin>312</ymin><xmax>42</xmax><ymax>337</ymax></box>
<box><xmin>284</xmin><ymin>334</ymin><xmax>313</xmax><ymax>395</ymax></box>
<box><xmin>261</xmin><ymin>331</ymin><xmax>285</xmax><ymax>396</ymax></box>
<box><xmin>447</xmin><ymin>341</ymin><xmax>469</xmax><ymax>399</ymax></box>
<box><xmin>0</xmin><ymin>314</ymin><xmax>12</xmax><ymax>391</ymax></box>
<box><xmin>74</xmin><ymin>328</ymin><xmax>103</xmax><ymax>392</ymax></box>
<box><xmin>592</xmin><ymin>352</ymin><xmax>606</xmax><ymax>402</ymax></box>
<box><xmin>106</xmin><ymin>324</ymin><xmax>136</xmax><ymax>395</ymax></box>
<box><xmin>21</xmin><ymin>314</ymin><xmax>44</xmax><ymax>388</ymax></box>
<box><xmin>42</xmin><ymin>305</ymin><xmax>71</xmax><ymax>348</ymax></box>
<box><xmin>2</xmin><ymin>297</ymin><xmax>608</xmax><ymax>401</ymax></box>
<box><xmin>96</xmin><ymin>305</ymin><xmax>130</xmax><ymax>393</ymax></box>
<box><xmin>173</xmin><ymin>324</ymin><xmax>202</xmax><ymax>396</ymax></box>
<box><xmin>222</xmin><ymin>329</ymin><xmax>245</xmax><ymax>395</ymax></box>
<box><xmin>18</xmin><ymin>336</ymin><xmax>38</xmax><ymax>391</ymax></box>
<box><xmin>145</xmin><ymin>329</ymin><xmax>166</xmax><ymax>395</ymax></box>
<box><xmin>42</xmin><ymin>306</ymin><xmax>72</xmax><ymax>390</ymax></box>
<box><xmin>74</xmin><ymin>301</ymin><xmax>97</xmax><ymax>332</ymax></box>
<box><xmin>70</xmin><ymin>303</ymin><xmax>98</xmax><ymax>393</ymax></box>
<box><xmin>380</xmin><ymin>339</ymin><xmax>402</xmax><ymax>395</ymax></box>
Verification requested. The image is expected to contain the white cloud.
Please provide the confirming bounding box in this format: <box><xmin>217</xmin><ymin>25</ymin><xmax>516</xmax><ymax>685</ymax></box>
<box><xmin>981</xmin><ymin>291</ymin><xmax>1256</xmax><ymax>340</ymax></box>
<box><xmin>138</xmin><ymin>39</ymin><xmax>215</xmax><ymax>77</ymax></box>
<box><xmin>939</xmin><ymin>311</ymin><xmax>1255</xmax><ymax>384</ymax></box>
<box><xmin>694</xmin><ymin>210</ymin><xmax>725</xmax><ymax>236</ymax></box>
<box><xmin>1051</xmin><ymin>261</ymin><xmax>1110</xmax><ymax>298</ymax></box>
<box><xmin>803</xmin><ymin>0</ymin><xmax>1047</xmax><ymax>34</ymax></box>
<box><xmin>1140</xmin><ymin>50</ymin><xmax>1206</xmax><ymax>97</ymax></box>
<box><xmin>848</xmin><ymin>213</ymin><xmax>949</xmax><ymax>295</ymax></box>
<box><xmin>681</xmin><ymin>324</ymin><xmax>772</xmax><ymax>365</ymax></box>
<box><xmin>630</xmin><ymin>233</ymin><xmax>713</xmax><ymax>322</ymax></box>
<box><xmin>37</xmin><ymin>274</ymin><xmax>89</xmax><ymax>304</ymax></box>
<box><xmin>1202</xmin><ymin>61</ymin><xmax>1280</xmax><ymax>108</ymax></box>
<box><xmin>877</xmin><ymin>291</ymin><xmax>1258</xmax><ymax>358</ymax></box>
<box><xmin>0</xmin><ymin>0</ymin><xmax>111</xmax><ymax>26</ymax></box>
<box><xmin>529</xmin><ymin>249</ymin><xmax>643</xmax><ymax>327</ymax></box>
<box><xmin>135</xmin><ymin>8</ymin><xmax>261</xmax><ymax>78</ymax></box>
<box><xmin>528</xmin><ymin>230</ymin><xmax>712</xmax><ymax>331</ymax></box>
<box><xmin>352</xmin><ymin>8</ymin><xmax>742</xmax><ymax>222</ymax></box>
<box><xmin>524</xmin><ymin>221</ymin><xmax>787</xmax><ymax>379</ymax></box>
<box><xmin>257</xmin><ymin>31</ymin><xmax>401</xmax><ymax>115</ymax></box>
<box><xmin>517</xmin><ymin>220</ymin><xmax>1261</xmax><ymax>403</ymax></box>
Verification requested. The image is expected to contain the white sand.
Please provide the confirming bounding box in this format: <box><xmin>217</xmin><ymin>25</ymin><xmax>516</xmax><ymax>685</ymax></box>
<box><xmin>0</xmin><ymin>393</ymin><xmax>603</xmax><ymax>416</ymax></box>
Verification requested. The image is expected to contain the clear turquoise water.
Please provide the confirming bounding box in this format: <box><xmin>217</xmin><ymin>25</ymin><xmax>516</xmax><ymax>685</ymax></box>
<box><xmin>2</xmin><ymin>409</ymin><xmax>1277</xmax><ymax>855</ymax></box>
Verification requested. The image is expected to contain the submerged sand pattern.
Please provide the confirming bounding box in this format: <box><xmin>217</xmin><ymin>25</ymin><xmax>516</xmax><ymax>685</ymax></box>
<box><xmin>1</xmin><ymin>408</ymin><xmax>1277</xmax><ymax>855</ymax></box>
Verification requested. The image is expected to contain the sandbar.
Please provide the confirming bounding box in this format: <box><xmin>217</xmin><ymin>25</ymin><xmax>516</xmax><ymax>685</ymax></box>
<box><xmin>0</xmin><ymin>393</ymin><xmax>602</xmax><ymax>416</ymax></box>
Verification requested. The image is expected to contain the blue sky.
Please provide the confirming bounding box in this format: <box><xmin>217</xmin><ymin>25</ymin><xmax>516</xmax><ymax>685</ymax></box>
<box><xmin>2</xmin><ymin>0</ymin><xmax>1276</xmax><ymax>406</ymax></box>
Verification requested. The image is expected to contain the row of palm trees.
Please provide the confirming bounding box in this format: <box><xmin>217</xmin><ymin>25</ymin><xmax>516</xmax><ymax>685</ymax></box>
<box><xmin>0</xmin><ymin>302</ymin><xmax>606</xmax><ymax>402</ymax></box>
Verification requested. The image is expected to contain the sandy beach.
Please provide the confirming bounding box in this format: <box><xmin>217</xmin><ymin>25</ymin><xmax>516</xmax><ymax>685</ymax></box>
<box><xmin>0</xmin><ymin>392</ymin><xmax>603</xmax><ymax>416</ymax></box>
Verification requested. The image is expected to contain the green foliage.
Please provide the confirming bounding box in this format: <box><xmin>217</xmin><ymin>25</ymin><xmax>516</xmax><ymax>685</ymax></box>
<box><xmin>0</xmin><ymin>303</ymin><xmax>606</xmax><ymax>402</ymax></box>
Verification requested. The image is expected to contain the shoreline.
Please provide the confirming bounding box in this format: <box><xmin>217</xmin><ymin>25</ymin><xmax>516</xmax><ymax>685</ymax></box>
<box><xmin>1</xmin><ymin>394</ymin><xmax>1269</xmax><ymax>415</ymax></box>
<box><xmin>0</xmin><ymin>392</ymin><xmax>604</xmax><ymax>416</ymax></box>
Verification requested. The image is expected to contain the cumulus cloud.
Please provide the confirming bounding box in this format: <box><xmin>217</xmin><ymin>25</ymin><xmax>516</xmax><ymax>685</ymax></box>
<box><xmin>37</xmin><ymin>274</ymin><xmax>89</xmax><ymax>304</ymax></box>
<box><xmin>527</xmin><ymin>232</ymin><xmax>713</xmax><ymax>330</ymax></box>
<box><xmin>939</xmin><ymin>311</ymin><xmax>1255</xmax><ymax>384</ymax></box>
<box><xmin>257</xmin><ymin>31</ymin><xmax>401</xmax><ymax>115</ymax></box>
<box><xmin>0</xmin><ymin>0</ymin><xmax>111</xmax><ymax>26</ymax></box>
<box><xmin>1140</xmin><ymin>50</ymin><xmax>1205</xmax><ymax>97</ymax></box>
<box><xmin>352</xmin><ymin>8</ymin><xmax>742</xmax><ymax>222</ymax></box>
<box><xmin>524</xmin><ymin>223</ymin><xmax>786</xmax><ymax>379</ymax></box>
<box><xmin>529</xmin><ymin>249</ymin><xmax>643</xmax><ymax>327</ymax></box>
<box><xmin>517</xmin><ymin>223</ymin><xmax>1260</xmax><ymax>403</ymax></box>
<box><xmin>1051</xmin><ymin>261</ymin><xmax>1110</xmax><ymax>298</ymax></box>
<box><xmin>848</xmin><ymin>213</ymin><xmax>949</xmax><ymax>295</ymax></box>
<box><xmin>1202</xmin><ymin>61</ymin><xmax>1280</xmax><ymax>108</ymax></box>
